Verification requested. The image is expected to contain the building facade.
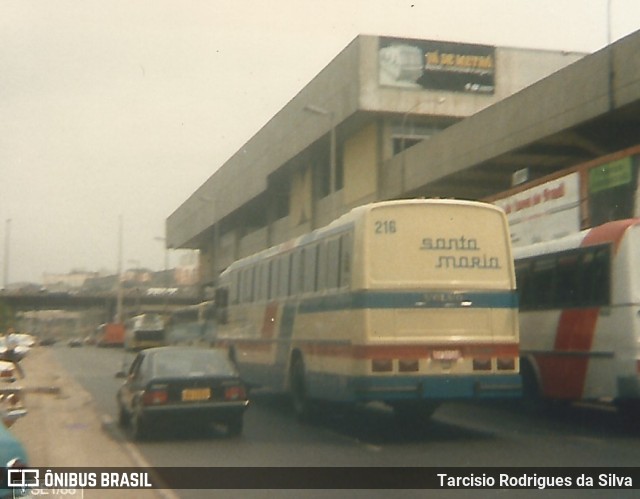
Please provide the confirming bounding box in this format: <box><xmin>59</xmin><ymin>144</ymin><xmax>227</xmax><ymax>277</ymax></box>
<box><xmin>167</xmin><ymin>35</ymin><xmax>585</xmax><ymax>285</ymax></box>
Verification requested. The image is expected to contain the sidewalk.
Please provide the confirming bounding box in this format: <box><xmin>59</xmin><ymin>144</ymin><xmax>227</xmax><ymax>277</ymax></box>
<box><xmin>11</xmin><ymin>346</ymin><xmax>167</xmax><ymax>499</ymax></box>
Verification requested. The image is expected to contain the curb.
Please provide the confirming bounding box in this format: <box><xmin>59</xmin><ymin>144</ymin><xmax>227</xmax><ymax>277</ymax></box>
<box><xmin>12</xmin><ymin>347</ymin><xmax>178</xmax><ymax>499</ymax></box>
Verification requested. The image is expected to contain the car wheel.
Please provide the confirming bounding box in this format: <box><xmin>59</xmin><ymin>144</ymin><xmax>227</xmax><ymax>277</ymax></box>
<box><xmin>227</xmin><ymin>415</ymin><xmax>244</xmax><ymax>437</ymax></box>
<box><xmin>131</xmin><ymin>409</ymin><xmax>150</xmax><ymax>441</ymax></box>
<box><xmin>117</xmin><ymin>403</ymin><xmax>130</xmax><ymax>427</ymax></box>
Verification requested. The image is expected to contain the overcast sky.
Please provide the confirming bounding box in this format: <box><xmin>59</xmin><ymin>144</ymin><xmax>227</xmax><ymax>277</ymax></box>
<box><xmin>2</xmin><ymin>0</ymin><xmax>640</xmax><ymax>285</ymax></box>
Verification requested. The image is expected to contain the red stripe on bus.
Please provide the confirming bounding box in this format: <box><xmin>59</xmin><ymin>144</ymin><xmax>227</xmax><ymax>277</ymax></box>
<box><xmin>298</xmin><ymin>342</ymin><xmax>519</xmax><ymax>359</ymax></box>
<box><xmin>542</xmin><ymin>219</ymin><xmax>635</xmax><ymax>399</ymax></box>
<box><xmin>219</xmin><ymin>339</ymin><xmax>518</xmax><ymax>358</ymax></box>
<box><xmin>582</xmin><ymin>218</ymin><xmax>639</xmax><ymax>251</ymax></box>
<box><xmin>538</xmin><ymin>308</ymin><xmax>600</xmax><ymax>399</ymax></box>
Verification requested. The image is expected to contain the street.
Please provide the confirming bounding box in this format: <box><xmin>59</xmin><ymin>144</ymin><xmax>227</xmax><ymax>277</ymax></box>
<box><xmin>27</xmin><ymin>344</ymin><xmax>639</xmax><ymax>498</ymax></box>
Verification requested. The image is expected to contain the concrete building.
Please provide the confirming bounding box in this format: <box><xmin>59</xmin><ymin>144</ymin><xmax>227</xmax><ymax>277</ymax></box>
<box><xmin>167</xmin><ymin>34</ymin><xmax>586</xmax><ymax>285</ymax></box>
<box><xmin>43</xmin><ymin>270</ymin><xmax>103</xmax><ymax>292</ymax></box>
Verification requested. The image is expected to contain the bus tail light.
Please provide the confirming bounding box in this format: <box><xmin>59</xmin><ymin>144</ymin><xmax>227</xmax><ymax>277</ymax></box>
<box><xmin>372</xmin><ymin>359</ymin><xmax>393</xmax><ymax>372</ymax></box>
<box><xmin>399</xmin><ymin>359</ymin><xmax>419</xmax><ymax>372</ymax></box>
<box><xmin>497</xmin><ymin>357</ymin><xmax>516</xmax><ymax>371</ymax></box>
<box><xmin>473</xmin><ymin>358</ymin><xmax>492</xmax><ymax>371</ymax></box>
<box><xmin>142</xmin><ymin>389</ymin><xmax>168</xmax><ymax>405</ymax></box>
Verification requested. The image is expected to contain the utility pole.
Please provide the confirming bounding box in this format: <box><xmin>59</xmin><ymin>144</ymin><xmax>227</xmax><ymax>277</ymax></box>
<box><xmin>3</xmin><ymin>219</ymin><xmax>11</xmax><ymax>289</ymax></box>
<box><xmin>115</xmin><ymin>215</ymin><xmax>124</xmax><ymax>323</ymax></box>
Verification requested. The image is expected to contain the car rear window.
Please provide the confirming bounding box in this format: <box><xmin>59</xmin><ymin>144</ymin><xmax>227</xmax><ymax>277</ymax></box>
<box><xmin>152</xmin><ymin>350</ymin><xmax>236</xmax><ymax>377</ymax></box>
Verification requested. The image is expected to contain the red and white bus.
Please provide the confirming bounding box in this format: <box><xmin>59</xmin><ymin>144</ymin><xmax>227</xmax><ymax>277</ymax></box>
<box><xmin>514</xmin><ymin>218</ymin><xmax>640</xmax><ymax>411</ymax></box>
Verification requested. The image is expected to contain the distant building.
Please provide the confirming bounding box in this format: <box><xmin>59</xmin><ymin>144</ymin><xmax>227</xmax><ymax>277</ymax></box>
<box><xmin>174</xmin><ymin>252</ymin><xmax>199</xmax><ymax>286</ymax></box>
<box><xmin>43</xmin><ymin>270</ymin><xmax>102</xmax><ymax>292</ymax></box>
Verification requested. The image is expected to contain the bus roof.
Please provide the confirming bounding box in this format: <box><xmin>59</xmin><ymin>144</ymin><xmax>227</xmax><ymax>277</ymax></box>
<box><xmin>222</xmin><ymin>199</ymin><xmax>505</xmax><ymax>274</ymax></box>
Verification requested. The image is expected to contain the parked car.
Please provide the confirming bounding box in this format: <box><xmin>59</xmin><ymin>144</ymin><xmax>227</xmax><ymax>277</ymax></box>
<box><xmin>39</xmin><ymin>336</ymin><xmax>57</xmax><ymax>346</ymax></box>
<box><xmin>10</xmin><ymin>333</ymin><xmax>36</xmax><ymax>348</ymax></box>
<box><xmin>0</xmin><ymin>420</ymin><xmax>29</xmax><ymax>498</ymax></box>
<box><xmin>0</xmin><ymin>336</ymin><xmax>30</xmax><ymax>362</ymax></box>
<box><xmin>0</xmin><ymin>360</ymin><xmax>17</xmax><ymax>383</ymax></box>
<box><xmin>1</xmin><ymin>361</ymin><xmax>27</xmax><ymax>429</ymax></box>
<box><xmin>116</xmin><ymin>347</ymin><xmax>249</xmax><ymax>440</ymax></box>
<box><xmin>1</xmin><ymin>399</ymin><xmax>29</xmax><ymax>499</ymax></box>
<box><xmin>67</xmin><ymin>337</ymin><xmax>83</xmax><ymax>348</ymax></box>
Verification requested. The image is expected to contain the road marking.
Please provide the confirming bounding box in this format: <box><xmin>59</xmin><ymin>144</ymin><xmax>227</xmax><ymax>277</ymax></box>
<box><xmin>101</xmin><ymin>414</ymin><xmax>181</xmax><ymax>499</ymax></box>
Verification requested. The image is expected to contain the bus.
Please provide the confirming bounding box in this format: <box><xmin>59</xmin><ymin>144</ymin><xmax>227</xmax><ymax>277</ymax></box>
<box><xmin>124</xmin><ymin>313</ymin><xmax>166</xmax><ymax>351</ymax></box>
<box><xmin>514</xmin><ymin>218</ymin><xmax>640</xmax><ymax>413</ymax></box>
<box><xmin>166</xmin><ymin>301</ymin><xmax>216</xmax><ymax>346</ymax></box>
<box><xmin>213</xmin><ymin>199</ymin><xmax>521</xmax><ymax>421</ymax></box>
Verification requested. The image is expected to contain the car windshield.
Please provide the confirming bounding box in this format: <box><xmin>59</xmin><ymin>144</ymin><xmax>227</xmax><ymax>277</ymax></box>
<box><xmin>151</xmin><ymin>350</ymin><xmax>236</xmax><ymax>378</ymax></box>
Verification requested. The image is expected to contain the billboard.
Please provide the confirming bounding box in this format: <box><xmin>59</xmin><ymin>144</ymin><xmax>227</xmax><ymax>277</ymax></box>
<box><xmin>493</xmin><ymin>173</ymin><xmax>581</xmax><ymax>246</ymax></box>
<box><xmin>378</xmin><ymin>37</ymin><xmax>495</xmax><ymax>94</ymax></box>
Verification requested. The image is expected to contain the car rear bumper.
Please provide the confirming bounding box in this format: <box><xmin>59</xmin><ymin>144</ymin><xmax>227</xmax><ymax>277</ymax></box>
<box><xmin>141</xmin><ymin>400</ymin><xmax>248</xmax><ymax>422</ymax></box>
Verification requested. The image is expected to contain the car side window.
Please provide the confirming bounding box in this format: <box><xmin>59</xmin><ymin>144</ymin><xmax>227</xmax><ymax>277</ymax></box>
<box><xmin>129</xmin><ymin>354</ymin><xmax>143</xmax><ymax>378</ymax></box>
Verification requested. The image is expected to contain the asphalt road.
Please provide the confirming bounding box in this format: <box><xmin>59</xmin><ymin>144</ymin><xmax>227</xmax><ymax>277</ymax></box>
<box><xmin>51</xmin><ymin>344</ymin><xmax>640</xmax><ymax>499</ymax></box>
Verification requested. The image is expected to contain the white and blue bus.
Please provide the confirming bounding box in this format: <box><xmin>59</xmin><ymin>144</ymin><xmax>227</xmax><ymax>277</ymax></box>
<box><xmin>167</xmin><ymin>301</ymin><xmax>216</xmax><ymax>346</ymax></box>
<box><xmin>214</xmin><ymin>199</ymin><xmax>521</xmax><ymax>421</ymax></box>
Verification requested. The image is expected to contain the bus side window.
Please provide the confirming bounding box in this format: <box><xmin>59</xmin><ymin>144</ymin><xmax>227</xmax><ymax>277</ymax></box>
<box><xmin>582</xmin><ymin>246</ymin><xmax>611</xmax><ymax>306</ymax></box>
<box><xmin>555</xmin><ymin>252</ymin><xmax>581</xmax><ymax>308</ymax></box>
<box><xmin>215</xmin><ymin>287</ymin><xmax>229</xmax><ymax>324</ymax></box>
<box><xmin>291</xmin><ymin>251</ymin><xmax>302</xmax><ymax>296</ymax></box>
<box><xmin>231</xmin><ymin>271</ymin><xmax>240</xmax><ymax>305</ymax></box>
<box><xmin>278</xmin><ymin>255</ymin><xmax>290</xmax><ymax>297</ymax></box>
<box><xmin>303</xmin><ymin>246</ymin><xmax>318</xmax><ymax>294</ymax></box>
<box><xmin>515</xmin><ymin>261</ymin><xmax>532</xmax><ymax>310</ymax></box>
<box><xmin>268</xmin><ymin>259</ymin><xmax>278</xmax><ymax>300</ymax></box>
<box><xmin>531</xmin><ymin>256</ymin><xmax>556</xmax><ymax>309</ymax></box>
<box><xmin>317</xmin><ymin>242</ymin><xmax>327</xmax><ymax>292</ymax></box>
<box><xmin>340</xmin><ymin>232</ymin><xmax>352</xmax><ymax>289</ymax></box>
<box><xmin>326</xmin><ymin>238</ymin><xmax>340</xmax><ymax>290</ymax></box>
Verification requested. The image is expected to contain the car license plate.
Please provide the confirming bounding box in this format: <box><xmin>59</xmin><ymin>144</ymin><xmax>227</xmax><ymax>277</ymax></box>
<box><xmin>181</xmin><ymin>388</ymin><xmax>211</xmax><ymax>401</ymax></box>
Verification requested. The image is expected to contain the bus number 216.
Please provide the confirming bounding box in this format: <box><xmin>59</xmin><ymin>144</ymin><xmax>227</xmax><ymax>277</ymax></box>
<box><xmin>375</xmin><ymin>220</ymin><xmax>397</xmax><ymax>234</ymax></box>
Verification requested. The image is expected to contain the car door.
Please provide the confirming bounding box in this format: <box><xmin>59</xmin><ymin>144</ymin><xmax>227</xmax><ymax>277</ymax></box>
<box><xmin>122</xmin><ymin>353</ymin><xmax>145</xmax><ymax>412</ymax></box>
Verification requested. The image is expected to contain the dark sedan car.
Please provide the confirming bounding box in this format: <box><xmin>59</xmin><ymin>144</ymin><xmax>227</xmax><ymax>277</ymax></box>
<box><xmin>116</xmin><ymin>347</ymin><xmax>249</xmax><ymax>440</ymax></box>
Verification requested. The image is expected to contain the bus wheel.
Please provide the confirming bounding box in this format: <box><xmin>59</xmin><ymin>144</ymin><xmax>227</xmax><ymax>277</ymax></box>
<box><xmin>290</xmin><ymin>356</ymin><xmax>312</xmax><ymax>422</ymax></box>
<box><xmin>617</xmin><ymin>399</ymin><xmax>640</xmax><ymax>428</ymax></box>
<box><xmin>392</xmin><ymin>402</ymin><xmax>437</xmax><ymax>427</ymax></box>
<box><xmin>520</xmin><ymin>359</ymin><xmax>544</xmax><ymax>411</ymax></box>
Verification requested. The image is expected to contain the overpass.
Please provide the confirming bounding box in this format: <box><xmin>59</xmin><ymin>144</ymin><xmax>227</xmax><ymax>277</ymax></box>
<box><xmin>0</xmin><ymin>289</ymin><xmax>200</xmax><ymax>317</ymax></box>
<box><xmin>167</xmin><ymin>31</ymin><xmax>640</xmax><ymax>283</ymax></box>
